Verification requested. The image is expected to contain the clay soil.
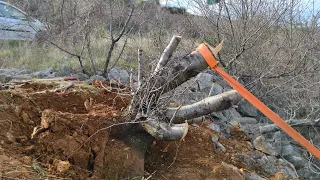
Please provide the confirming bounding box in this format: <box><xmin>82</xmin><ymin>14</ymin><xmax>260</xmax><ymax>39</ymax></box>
<box><xmin>0</xmin><ymin>80</ymin><xmax>259</xmax><ymax>180</ymax></box>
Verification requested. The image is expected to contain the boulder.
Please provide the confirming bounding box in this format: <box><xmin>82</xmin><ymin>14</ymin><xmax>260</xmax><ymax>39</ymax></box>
<box><xmin>107</xmin><ymin>68</ymin><xmax>130</xmax><ymax>85</ymax></box>
<box><xmin>90</xmin><ymin>75</ymin><xmax>106</xmax><ymax>81</ymax></box>
<box><xmin>238</xmin><ymin>100</ymin><xmax>258</xmax><ymax>117</ymax></box>
<box><xmin>76</xmin><ymin>73</ymin><xmax>89</xmax><ymax>81</ymax></box>
<box><xmin>17</xmin><ymin>69</ymin><xmax>32</xmax><ymax>75</ymax></box>
<box><xmin>34</xmin><ymin>67</ymin><xmax>56</xmax><ymax>79</ymax></box>
<box><xmin>60</xmin><ymin>65</ymin><xmax>75</xmax><ymax>76</ymax></box>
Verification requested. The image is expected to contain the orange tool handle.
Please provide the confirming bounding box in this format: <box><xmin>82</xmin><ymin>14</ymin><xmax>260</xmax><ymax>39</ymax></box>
<box><xmin>196</xmin><ymin>43</ymin><xmax>320</xmax><ymax>160</ymax></box>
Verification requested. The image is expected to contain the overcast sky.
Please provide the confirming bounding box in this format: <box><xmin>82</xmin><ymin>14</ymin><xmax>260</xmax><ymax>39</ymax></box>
<box><xmin>159</xmin><ymin>0</ymin><xmax>320</xmax><ymax>19</ymax></box>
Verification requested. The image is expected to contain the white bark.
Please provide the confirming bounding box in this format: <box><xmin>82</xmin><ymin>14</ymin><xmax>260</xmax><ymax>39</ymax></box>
<box><xmin>166</xmin><ymin>90</ymin><xmax>242</xmax><ymax>124</ymax></box>
<box><xmin>142</xmin><ymin>119</ymin><xmax>188</xmax><ymax>141</ymax></box>
<box><xmin>154</xmin><ymin>36</ymin><xmax>182</xmax><ymax>75</ymax></box>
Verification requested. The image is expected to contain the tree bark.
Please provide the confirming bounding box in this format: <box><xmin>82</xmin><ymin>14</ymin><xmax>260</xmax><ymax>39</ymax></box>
<box><xmin>166</xmin><ymin>90</ymin><xmax>242</xmax><ymax>124</ymax></box>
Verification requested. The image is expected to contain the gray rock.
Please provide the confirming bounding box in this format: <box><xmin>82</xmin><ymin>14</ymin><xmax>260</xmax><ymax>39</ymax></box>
<box><xmin>17</xmin><ymin>69</ymin><xmax>32</xmax><ymax>75</ymax></box>
<box><xmin>222</xmin><ymin>108</ymin><xmax>242</xmax><ymax>120</ymax></box>
<box><xmin>60</xmin><ymin>65</ymin><xmax>75</xmax><ymax>76</ymax></box>
<box><xmin>90</xmin><ymin>75</ymin><xmax>106</xmax><ymax>81</ymax></box>
<box><xmin>235</xmin><ymin>117</ymin><xmax>258</xmax><ymax>124</ymax></box>
<box><xmin>0</xmin><ymin>68</ymin><xmax>19</xmax><ymax>76</ymax></box>
<box><xmin>207</xmin><ymin>123</ymin><xmax>221</xmax><ymax>134</ymax></box>
<box><xmin>208</xmin><ymin>83</ymin><xmax>223</xmax><ymax>96</ymax></box>
<box><xmin>108</xmin><ymin>68</ymin><xmax>130</xmax><ymax>84</ymax></box>
<box><xmin>257</xmin><ymin>155</ymin><xmax>298</xmax><ymax>178</ymax></box>
<box><xmin>288</xmin><ymin>156</ymin><xmax>305</xmax><ymax>170</ymax></box>
<box><xmin>216</xmin><ymin>142</ymin><xmax>226</xmax><ymax>152</ymax></box>
<box><xmin>196</xmin><ymin>72</ymin><xmax>214</xmax><ymax>82</ymax></box>
<box><xmin>0</xmin><ymin>74</ymin><xmax>11</xmax><ymax>83</ymax></box>
<box><xmin>76</xmin><ymin>73</ymin><xmax>89</xmax><ymax>81</ymax></box>
<box><xmin>281</xmin><ymin>145</ymin><xmax>294</xmax><ymax>159</ymax></box>
<box><xmin>35</xmin><ymin>67</ymin><xmax>56</xmax><ymax>78</ymax></box>
<box><xmin>238</xmin><ymin>100</ymin><xmax>258</xmax><ymax>117</ymax></box>
<box><xmin>244</xmin><ymin>172</ymin><xmax>267</xmax><ymax>180</ymax></box>
<box><xmin>253</xmin><ymin>136</ymin><xmax>277</xmax><ymax>156</ymax></box>
<box><xmin>297</xmin><ymin>167</ymin><xmax>320</xmax><ymax>180</ymax></box>
<box><xmin>84</xmin><ymin>79</ymin><xmax>93</xmax><ymax>85</ymax></box>
<box><xmin>210</xmin><ymin>135</ymin><xmax>219</xmax><ymax>143</ymax></box>
<box><xmin>195</xmin><ymin>73</ymin><xmax>215</xmax><ymax>94</ymax></box>
<box><xmin>132</xmin><ymin>82</ymin><xmax>139</xmax><ymax>91</ymax></box>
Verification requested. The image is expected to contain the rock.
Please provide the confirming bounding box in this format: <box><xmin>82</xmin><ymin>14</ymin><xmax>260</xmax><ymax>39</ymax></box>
<box><xmin>90</xmin><ymin>75</ymin><xmax>106</xmax><ymax>81</ymax></box>
<box><xmin>288</xmin><ymin>156</ymin><xmax>305</xmax><ymax>170</ymax></box>
<box><xmin>242</xmin><ymin>171</ymin><xmax>267</xmax><ymax>180</ymax></box>
<box><xmin>281</xmin><ymin>145</ymin><xmax>293</xmax><ymax>159</ymax></box>
<box><xmin>107</xmin><ymin>68</ymin><xmax>130</xmax><ymax>85</ymax></box>
<box><xmin>0</xmin><ymin>68</ymin><xmax>19</xmax><ymax>75</ymax></box>
<box><xmin>17</xmin><ymin>69</ymin><xmax>32</xmax><ymax>75</ymax></box>
<box><xmin>34</xmin><ymin>67</ymin><xmax>56</xmax><ymax>78</ymax></box>
<box><xmin>235</xmin><ymin>117</ymin><xmax>258</xmax><ymax>125</ymax></box>
<box><xmin>0</xmin><ymin>74</ymin><xmax>12</xmax><ymax>82</ymax></box>
<box><xmin>216</xmin><ymin>142</ymin><xmax>226</xmax><ymax>152</ymax></box>
<box><xmin>238</xmin><ymin>100</ymin><xmax>258</xmax><ymax>117</ymax></box>
<box><xmin>222</xmin><ymin>108</ymin><xmax>242</xmax><ymax>120</ymax></box>
<box><xmin>195</xmin><ymin>73</ymin><xmax>214</xmax><ymax>94</ymax></box>
<box><xmin>60</xmin><ymin>65</ymin><xmax>75</xmax><ymax>76</ymax></box>
<box><xmin>55</xmin><ymin>160</ymin><xmax>71</xmax><ymax>173</ymax></box>
<box><xmin>207</xmin><ymin>123</ymin><xmax>221</xmax><ymax>134</ymax></box>
<box><xmin>253</xmin><ymin>136</ymin><xmax>277</xmax><ymax>156</ymax></box>
<box><xmin>76</xmin><ymin>73</ymin><xmax>89</xmax><ymax>81</ymax></box>
<box><xmin>210</xmin><ymin>134</ymin><xmax>219</xmax><ymax>143</ymax></box>
<box><xmin>212</xmin><ymin>162</ymin><xmax>245</xmax><ymax>180</ymax></box>
<box><xmin>257</xmin><ymin>155</ymin><xmax>298</xmax><ymax>179</ymax></box>
<box><xmin>297</xmin><ymin>167</ymin><xmax>320</xmax><ymax>180</ymax></box>
<box><xmin>208</xmin><ymin>83</ymin><xmax>223</xmax><ymax>96</ymax></box>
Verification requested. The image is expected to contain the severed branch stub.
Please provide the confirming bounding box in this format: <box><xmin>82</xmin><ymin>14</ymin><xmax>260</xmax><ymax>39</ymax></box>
<box><xmin>166</xmin><ymin>90</ymin><xmax>242</xmax><ymax>124</ymax></box>
<box><xmin>153</xmin><ymin>35</ymin><xmax>182</xmax><ymax>75</ymax></box>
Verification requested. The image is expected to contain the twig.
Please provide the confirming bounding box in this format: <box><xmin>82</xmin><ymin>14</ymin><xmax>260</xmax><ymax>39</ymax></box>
<box><xmin>169</xmin><ymin>105</ymin><xmax>182</xmax><ymax>126</ymax></box>
<box><xmin>138</xmin><ymin>48</ymin><xmax>143</xmax><ymax>90</ymax></box>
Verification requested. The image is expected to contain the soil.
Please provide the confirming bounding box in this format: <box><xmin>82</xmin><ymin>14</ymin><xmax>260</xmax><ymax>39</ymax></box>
<box><xmin>0</xmin><ymin>80</ymin><xmax>267</xmax><ymax>179</ymax></box>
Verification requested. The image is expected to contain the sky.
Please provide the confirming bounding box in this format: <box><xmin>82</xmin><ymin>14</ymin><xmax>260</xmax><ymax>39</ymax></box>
<box><xmin>159</xmin><ymin>0</ymin><xmax>320</xmax><ymax>20</ymax></box>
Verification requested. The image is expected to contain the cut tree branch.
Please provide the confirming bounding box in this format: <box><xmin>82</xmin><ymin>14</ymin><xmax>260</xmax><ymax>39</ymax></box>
<box><xmin>166</xmin><ymin>90</ymin><xmax>242</xmax><ymax>124</ymax></box>
<box><xmin>154</xmin><ymin>36</ymin><xmax>182</xmax><ymax>75</ymax></box>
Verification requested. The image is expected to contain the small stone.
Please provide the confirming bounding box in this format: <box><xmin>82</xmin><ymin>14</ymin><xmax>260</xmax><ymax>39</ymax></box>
<box><xmin>207</xmin><ymin>123</ymin><xmax>221</xmax><ymax>133</ymax></box>
<box><xmin>253</xmin><ymin>136</ymin><xmax>277</xmax><ymax>156</ymax></box>
<box><xmin>216</xmin><ymin>142</ymin><xmax>226</xmax><ymax>152</ymax></box>
<box><xmin>211</xmin><ymin>135</ymin><xmax>219</xmax><ymax>143</ymax></box>
<box><xmin>56</xmin><ymin>160</ymin><xmax>71</xmax><ymax>173</ymax></box>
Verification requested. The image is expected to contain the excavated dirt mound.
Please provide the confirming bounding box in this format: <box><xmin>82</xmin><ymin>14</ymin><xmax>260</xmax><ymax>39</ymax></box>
<box><xmin>0</xmin><ymin>80</ymin><xmax>273</xmax><ymax>179</ymax></box>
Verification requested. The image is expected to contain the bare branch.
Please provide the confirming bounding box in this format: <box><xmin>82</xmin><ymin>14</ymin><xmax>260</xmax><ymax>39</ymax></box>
<box><xmin>154</xmin><ymin>36</ymin><xmax>182</xmax><ymax>75</ymax></box>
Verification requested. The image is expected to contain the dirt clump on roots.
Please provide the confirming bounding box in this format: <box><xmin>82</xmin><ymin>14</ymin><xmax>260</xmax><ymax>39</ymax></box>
<box><xmin>0</xmin><ymin>80</ymin><xmax>263</xmax><ymax>179</ymax></box>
